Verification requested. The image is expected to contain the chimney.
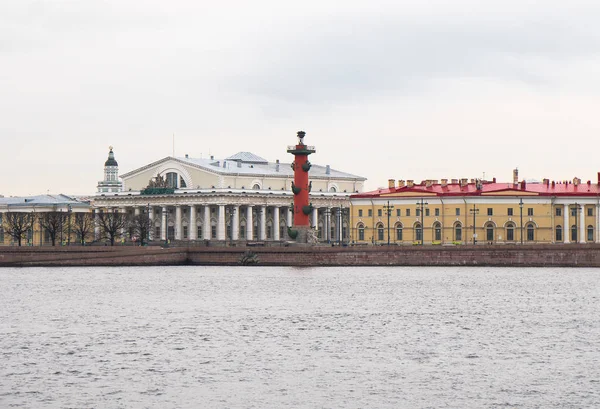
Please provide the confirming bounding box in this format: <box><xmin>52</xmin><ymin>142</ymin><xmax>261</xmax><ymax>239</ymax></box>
<box><xmin>276</xmin><ymin>159</ymin><xmax>280</xmax><ymax>172</ymax></box>
<box><xmin>543</xmin><ymin>178</ymin><xmax>549</xmax><ymax>185</ymax></box>
<box><xmin>211</xmin><ymin>155</ymin><xmax>214</xmax><ymax>160</ymax></box>
<box><xmin>388</xmin><ymin>179</ymin><xmax>396</xmax><ymax>188</ymax></box>
<box><xmin>573</xmin><ymin>177</ymin><xmax>580</xmax><ymax>186</ymax></box>
<box><xmin>460</xmin><ymin>178</ymin><xmax>468</xmax><ymax>187</ymax></box>
<box><xmin>425</xmin><ymin>180</ymin><xmax>433</xmax><ymax>188</ymax></box>
<box><xmin>513</xmin><ymin>168</ymin><xmax>519</xmax><ymax>185</ymax></box>
<box><xmin>398</xmin><ymin>180</ymin><xmax>406</xmax><ymax>187</ymax></box>
<box><xmin>325</xmin><ymin>165</ymin><xmax>331</xmax><ymax>175</ymax></box>
<box><xmin>521</xmin><ymin>180</ymin><xmax>526</xmax><ymax>190</ymax></box>
<box><xmin>597</xmin><ymin>172</ymin><xmax>600</xmax><ymax>184</ymax></box>
<box><xmin>492</xmin><ymin>177</ymin><xmax>496</xmax><ymax>183</ymax></box>
<box><xmin>185</xmin><ymin>153</ymin><xmax>189</xmax><ymax>159</ymax></box>
<box><xmin>552</xmin><ymin>181</ymin><xmax>556</xmax><ymax>188</ymax></box>
<box><xmin>441</xmin><ymin>179</ymin><xmax>448</xmax><ymax>187</ymax></box>
<box><xmin>407</xmin><ymin>180</ymin><xmax>414</xmax><ymax>188</ymax></box>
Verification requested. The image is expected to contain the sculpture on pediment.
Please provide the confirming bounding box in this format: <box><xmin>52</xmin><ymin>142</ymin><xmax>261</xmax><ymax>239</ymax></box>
<box><xmin>147</xmin><ymin>173</ymin><xmax>168</xmax><ymax>188</ymax></box>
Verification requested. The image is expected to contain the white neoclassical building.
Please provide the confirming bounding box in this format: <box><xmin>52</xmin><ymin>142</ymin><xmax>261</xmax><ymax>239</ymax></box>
<box><xmin>92</xmin><ymin>148</ymin><xmax>366</xmax><ymax>243</ymax></box>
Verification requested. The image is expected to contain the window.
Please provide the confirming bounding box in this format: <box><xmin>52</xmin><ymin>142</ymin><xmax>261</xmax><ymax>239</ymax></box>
<box><xmin>571</xmin><ymin>225</ymin><xmax>577</xmax><ymax>241</ymax></box>
<box><xmin>527</xmin><ymin>208</ymin><xmax>533</xmax><ymax>216</ymax></box>
<box><xmin>415</xmin><ymin>223</ymin><xmax>422</xmax><ymax>242</ymax></box>
<box><xmin>377</xmin><ymin>224</ymin><xmax>384</xmax><ymax>241</ymax></box>
<box><xmin>368</xmin><ymin>209</ymin><xmax>372</xmax><ymax>217</ymax></box>
<box><xmin>183</xmin><ymin>226</ymin><xmax>188</xmax><ymax>239</ymax></box>
<box><xmin>396</xmin><ymin>224</ymin><xmax>403</xmax><ymax>241</ymax></box>
<box><xmin>454</xmin><ymin>224</ymin><xmax>462</xmax><ymax>241</ymax></box>
<box><xmin>406</xmin><ymin>209</ymin><xmax>411</xmax><ymax>217</ymax></box>
<box><xmin>425</xmin><ymin>209</ymin><xmax>430</xmax><ymax>217</ymax></box>
<box><xmin>396</xmin><ymin>209</ymin><xmax>401</xmax><ymax>217</ymax></box>
<box><xmin>253</xmin><ymin>184</ymin><xmax>261</xmax><ymax>190</ymax></box>
<box><xmin>433</xmin><ymin>222</ymin><xmax>441</xmax><ymax>241</ymax></box>
<box><xmin>588</xmin><ymin>207</ymin><xmax>594</xmax><ymax>217</ymax></box>
<box><xmin>378</xmin><ymin>209</ymin><xmax>382</xmax><ymax>217</ymax></box>
<box><xmin>434</xmin><ymin>208</ymin><xmax>439</xmax><ymax>217</ymax></box>
<box><xmin>455</xmin><ymin>208</ymin><xmax>460</xmax><ymax>216</ymax></box>
<box><xmin>487</xmin><ymin>208</ymin><xmax>493</xmax><ymax>216</ymax></box>
<box><xmin>358</xmin><ymin>209</ymin><xmax>363</xmax><ymax>217</ymax></box>
<box><xmin>166</xmin><ymin>172</ymin><xmax>178</xmax><ymax>188</ymax></box>
<box><xmin>155</xmin><ymin>227</ymin><xmax>161</xmax><ymax>239</ymax></box>
<box><xmin>239</xmin><ymin>224</ymin><xmax>245</xmax><ymax>239</ymax></box>
<box><xmin>508</xmin><ymin>208</ymin><xmax>513</xmax><ymax>216</ymax></box>
<box><xmin>485</xmin><ymin>223</ymin><xmax>494</xmax><ymax>241</ymax></box>
<box><xmin>571</xmin><ymin>208</ymin><xmax>577</xmax><ymax>216</ymax></box>
<box><xmin>556</xmin><ymin>207</ymin><xmax>562</xmax><ymax>217</ymax></box>
<box><xmin>198</xmin><ymin>226</ymin><xmax>203</xmax><ymax>239</ymax></box>
<box><xmin>555</xmin><ymin>225</ymin><xmax>562</xmax><ymax>242</ymax></box>
<box><xmin>416</xmin><ymin>208</ymin><xmax>420</xmax><ymax>217</ymax></box>
<box><xmin>506</xmin><ymin>223</ymin><xmax>515</xmax><ymax>241</ymax></box>
<box><xmin>211</xmin><ymin>225</ymin><xmax>217</xmax><ymax>239</ymax></box>
<box><xmin>358</xmin><ymin>224</ymin><xmax>365</xmax><ymax>241</ymax></box>
<box><xmin>180</xmin><ymin>176</ymin><xmax>187</xmax><ymax>188</ymax></box>
<box><xmin>527</xmin><ymin>223</ymin><xmax>534</xmax><ymax>241</ymax></box>
<box><xmin>587</xmin><ymin>225</ymin><xmax>594</xmax><ymax>241</ymax></box>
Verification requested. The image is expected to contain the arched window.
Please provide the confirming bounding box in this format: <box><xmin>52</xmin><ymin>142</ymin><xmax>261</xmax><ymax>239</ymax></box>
<box><xmin>526</xmin><ymin>223</ymin><xmax>535</xmax><ymax>241</ymax></box>
<box><xmin>252</xmin><ymin>183</ymin><xmax>261</xmax><ymax>190</ymax></box>
<box><xmin>454</xmin><ymin>223</ymin><xmax>462</xmax><ymax>242</ymax></box>
<box><xmin>485</xmin><ymin>222</ymin><xmax>495</xmax><ymax>242</ymax></box>
<box><xmin>395</xmin><ymin>223</ymin><xmax>403</xmax><ymax>241</ymax></box>
<box><xmin>357</xmin><ymin>223</ymin><xmax>365</xmax><ymax>241</ymax></box>
<box><xmin>433</xmin><ymin>222</ymin><xmax>442</xmax><ymax>241</ymax></box>
<box><xmin>587</xmin><ymin>225</ymin><xmax>594</xmax><ymax>242</ymax></box>
<box><xmin>506</xmin><ymin>222</ymin><xmax>515</xmax><ymax>241</ymax></box>
<box><xmin>377</xmin><ymin>223</ymin><xmax>384</xmax><ymax>241</ymax></box>
<box><xmin>329</xmin><ymin>186</ymin><xmax>337</xmax><ymax>193</ymax></box>
<box><xmin>179</xmin><ymin>176</ymin><xmax>187</xmax><ymax>188</ymax></box>
<box><xmin>555</xmin><ymin>225</ymin><xmax>562</xmax><ymax>242</ymax></box>
<box><xmin>415</xmin><ymin>222</ymin><xmax>422</xmax><ymax>242</ymax></box>
<box><xmin>571</xmin><ymin>225</ymin><xmax>577</xmax><ymax>242</ymax></box>
<box><xmin>166</xmin><ymin>172</ymin><xmax>178</xmax><ymax>188</ymax></box>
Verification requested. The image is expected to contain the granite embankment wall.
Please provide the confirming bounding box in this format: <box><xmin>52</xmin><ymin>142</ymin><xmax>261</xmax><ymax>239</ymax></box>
<box><xmin>2</xmin><ymin>244</ymin><xmax>600</xmax><ymax>267</ymax></box>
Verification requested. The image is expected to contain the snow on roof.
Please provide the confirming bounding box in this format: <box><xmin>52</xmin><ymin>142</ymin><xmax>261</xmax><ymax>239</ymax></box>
<box><xmin>0</xmin><ymin>194</ymin><xmax>90</xmax><ymax>208</ymax></box>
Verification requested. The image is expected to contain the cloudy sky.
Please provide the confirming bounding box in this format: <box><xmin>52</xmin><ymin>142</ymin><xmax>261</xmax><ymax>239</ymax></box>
<box><xmin>2</xmin><ymin>0</ymin><xmax>600</xmax><ymax>196</ymax></box>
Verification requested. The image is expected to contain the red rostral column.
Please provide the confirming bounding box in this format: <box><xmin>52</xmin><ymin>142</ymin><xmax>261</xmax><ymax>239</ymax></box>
<box><xmin>287</xmin><ymin>131</ymin><xmax>316</xmax><ymax>228</ymax></box>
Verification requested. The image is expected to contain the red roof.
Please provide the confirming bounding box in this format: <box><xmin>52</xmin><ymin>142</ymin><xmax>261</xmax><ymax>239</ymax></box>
<box><xmin>352</xmin><ymin>180</ymin><xmax>600</xmax><ymax>198</ymax></box>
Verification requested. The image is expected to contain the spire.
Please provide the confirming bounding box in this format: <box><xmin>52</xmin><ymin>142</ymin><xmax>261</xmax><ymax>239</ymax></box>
<box><xmin>104</xmin><ymin>146</ymin><xmax>118</xmax><ymax>167</ymax></box>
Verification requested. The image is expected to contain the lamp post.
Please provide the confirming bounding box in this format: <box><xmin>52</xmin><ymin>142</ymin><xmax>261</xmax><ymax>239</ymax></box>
<box><xmin>383</xmin><ymin>201</ymin><xmax>394</xmax><ymax>246</ymax></box>
<box><xmin>228</xmin><ymin>207</ymin><xmax>236</xmax><ymax>246</ymax></box>
<box><xmin>147</xmin><ymin>203</ymin><xmax>151</xmax><ymax>245</ymax></box>
<box><xmin>469</xmin><ymin>204</ymin><xmax>479</xmax><ymax>245</ymax></box>
<box><xmin>67</xmin><ymin>204</ymin><xmax>72</xmax><ymax>246</ymax></box>
<box><xmin>60</xmin><ymin>209</ymin><xmax>63</xmax><ymax>245</ymax></box>
<box><xmin>416</xmin><ymin>198</ymin><xmax>428</xmax><ymax>245</ymax></box>
<box><xmin>519</xmin><ymin>198</ymin><xmax>524</xmax><ymax>244</ymax></box>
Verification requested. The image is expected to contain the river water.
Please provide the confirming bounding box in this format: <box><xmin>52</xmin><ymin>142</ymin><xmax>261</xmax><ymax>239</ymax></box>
<box><xmin>1</xmin><ymin>266</ymin><xmax>599</xmax><ymax>408</ymax></box>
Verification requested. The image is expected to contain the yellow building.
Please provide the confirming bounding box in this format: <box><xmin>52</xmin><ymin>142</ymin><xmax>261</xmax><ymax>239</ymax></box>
<box><xmin>350</xmin><ymin>172</ymin><xmax>600</xmax><ymax>245</ymax></box>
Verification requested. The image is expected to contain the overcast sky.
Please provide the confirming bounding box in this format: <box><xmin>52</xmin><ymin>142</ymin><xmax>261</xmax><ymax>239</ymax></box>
<box><xmin>2</xmin><ymin>0</ymin><xmax>600</xmax><ymax>196</ymax></box>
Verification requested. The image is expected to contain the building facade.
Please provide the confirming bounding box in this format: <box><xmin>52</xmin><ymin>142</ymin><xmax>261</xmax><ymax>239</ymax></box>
<box><xmin>92</xmin><ymin>146</ymin><xmax>366</xmax><ymax>243</ymax></box>
<box><xmin>350</xmin><ymin>173</ymin><xmax>600</xmax><ymax>245</ymax></box>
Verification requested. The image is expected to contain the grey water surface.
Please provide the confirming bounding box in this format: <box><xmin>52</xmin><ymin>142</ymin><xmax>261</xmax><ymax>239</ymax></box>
<box><xmin>1</xmin><ymin>266</ymin><xmax>599</xmax><ymax>409</ymax></box>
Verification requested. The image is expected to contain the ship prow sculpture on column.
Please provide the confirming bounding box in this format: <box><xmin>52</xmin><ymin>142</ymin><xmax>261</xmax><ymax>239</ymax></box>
<box><xmin>287</xmin><ymin>131</ymin><xmax>317</xmax><ymax>244</ymax></box>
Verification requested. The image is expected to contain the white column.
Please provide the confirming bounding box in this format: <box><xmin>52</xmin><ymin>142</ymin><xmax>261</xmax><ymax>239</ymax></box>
<box><xmin>232</xmin><ymin>205</ymin><xmax>240</xmax><ymax>240</ymax></box>
<box><xmin>217</xmin><ymin>205</ymin><xmax>226</xmax><ymax>240</ymax></box>
<box><xmin>260</xmin><ymin>205</ymin><xmax>267</xmax><ymax>241</ymax></box>
<box><xmin>246</xmin><ymin>206</ymin><xmax>253</xmax><ymax>240</ymax></box>
<box><xmin>148</xmin><ymin>206</ymin><xmax>154</xmax><ymax>241</ymax></box>
<box><xmin>134</xmin><ymin>207</ymin><xmax>140</xmax><ymax>216</ymax></box>
<box><xmin>94</xmin><ymin>210</ymin><xmax>100</xmax><ymax>240</ymax></box>
<box><xmin>119</xmin><ymin>207</ymin><xmax>127</xmax><ymax>240</ymax></box>
<box><xmin>287</xmin><ymin>207</ymin><xmax>293</xmax><ymax>228</ymax></box>
<box><xmin>563</xmin><ymin>204</ymin><xmax>570</xmax><ymax>243</ymax></box>
<box><xmin>326</xmin><ymin>207</ymin><xmax>331</xmax><ymax>242</ymax></box>
<box><xmin>189</xmin><ymin>206</ymin><xmax>197</xmax><ymax>240</ymax></box>
<box><xmin>203</xmin><ymin>206</ymin><xmax>211</xmax><ymax>240</ymax></box>
<box><xmin>273</xmin><ymin>207</ymin><xmax>280</xmax><ymax>241</ymax></box>
<box><xmin>161</xmin><ymin>207</ymin><xmax>167</xmax><ymax>241</ymax></box>
<box><xmin>580</xmin><ymin>206</ymin><xmax>586</xmax><ymax>243</ymax></box>
<box><xmin>175</xmin><ymin>206</ymin><xmax>182</xmax><ymax>240</ymax></box>
<box><xmin>312</xmin><ymin>207</ymin><xmax>318</xmax><ymax>228</ymax></box>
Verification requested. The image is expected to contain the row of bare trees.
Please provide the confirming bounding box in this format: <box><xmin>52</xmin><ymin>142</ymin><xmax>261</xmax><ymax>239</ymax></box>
<box><xmin>1</xmin><ymin>210</ymin><xmax>153</xmax><ymax>247</ymax></box>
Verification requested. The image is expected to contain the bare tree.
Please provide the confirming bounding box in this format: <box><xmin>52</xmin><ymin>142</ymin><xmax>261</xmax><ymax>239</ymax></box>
<box><xmin>38</xmin><ymin>211</ymin><xmax>66</xmax><ymax>246</ymax></box>
<box><xmin>2</xmin><ymin>212</ymin><xmax>35</xmax><ymax>246</ymax></box>
<box><xmin>130</xmin><ymin>212</ymin><xmax>152</xmax><ymax>246</ymax></box>
<box><xmin>97</xmin><ymin>210</ymin><xmax>129</xmax><ymax>246</ymax></box>
<box><xmin>72</xmin><ymin>213</ymin><xmax>94</xmax><ymax>245</ymax></box>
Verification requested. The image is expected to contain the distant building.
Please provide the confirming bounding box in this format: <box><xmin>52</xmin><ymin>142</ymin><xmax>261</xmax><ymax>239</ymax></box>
<box><xmin>97</xmin><ymin>146</ymin><xmax>123</xmax><ymax>193</ymax></box>
<box><xmin>350</xmin><ymin>170</ymin><xmax>600</xmax><ymax>245</ymax></box>
<box><xmin>92</xmin><ymin>141</ymin><xmax>366</xmax><ymax>243</ymax></box>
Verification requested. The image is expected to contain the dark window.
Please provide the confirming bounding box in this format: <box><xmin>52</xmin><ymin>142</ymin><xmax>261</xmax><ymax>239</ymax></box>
<box><xmin>507</xmin><ymin>224</ymin><xmax>514</xmax><ymax>241</ymax></box>
<box><xmin>555</xmin><ymin>225</ymin><xmax>562</xmax><ymax>242</ymax></box>
<box><xmin>155</xmin><ymin>227</ymin><xmax>161</xmax><ymax>239</ymax></box>
<box><xmin>396</xmin><ymin>226</ymin><xmax>403</xmax><ymax>241</ymax></box>
<box><xmin>378</xmin><ymin>209</ymin><xmax>382</xmax><ymax>217</ymax></box>
<box><xmin>487</xmin><ymin>208</ymin><xmax>493</xmax><ymax>216</ymax></box>
<box><xmin>180</xmin><ymin>176</ymin><xmax>187</xmax><ymax>188</ymax></box>
<box><xmin>571</xmin><ymin>225</ymin><xmax>577</xmax><ymax>241</ymax></box>
<box><xmin>508</xmin><ymin>208</ymin><xmax>513</xmax><ymax>216</ymax></box>
<box><xmin>368</xmin><ymin>209</ymin><xmax>372</xmax><ymax>217</ymax></box>
<box><xmin>377</xmin><ymin>225</ymin><xmax>384</xmax><ymax>241</ymax></box>
<box><xmin>486</xmin><ymin>224</ymin><xmax>494</xmax><ymax>241</ymax></box>
<box><xmin>588</xmin><ymin>207</ymin><xmax>594</xmax><ymax>217</ymax></box>
<box><xmin>183</xmin><ymin>226</ymin><xmax>188</xmax><ymax>239</ymax></box>
<box><xmin>556</xmin><ymin>207</ymin><xmax>562</xmax><ymax>217</ymax></box>
<box><xmin>166</xmin><ymin>172</ymin><xmax>178</xmax><ymax>188</ymax></box>
<box><xmin>571</xmin><ymin>208</ymin><xmax>577</xmax><ymax>216</ymax></box>
<box><xmin>415</xmin><ymin>224</ymin><xmax>422</xmax><ymax>242</ymax></box>
<box><xmin>587</xmin><ymin>225</ymin><xmax>594</xmax><ymax>241</ymax></box>
<box><xmin>406</xmin><ymin>209</ymin><xmax>411</xmax><ymax>217</ymax></box>
<box><xmin>211</xmin><ymin>225</ymin><xmax>217</xmax><ymax>239</ymax></box>
<box><xmin>527</xmin><ymin>208</ymin><xmax>533</xmax><ymax>216</ymax></box>
<box><xmin>455</xmin><ymin>208</ymin><xmax>460</xmax><ymax>216</ymax></box>
<box><xmin>358</xmin><ymin>226</ymin><xmax>365</xmax><ymax>241</ymax></box>
<box><xmin>425</xmin><ymin>209</ymin><xmax>430</xmax><ymax>217</ymax></box>
<box><xmin>416</xmin><ymin>209</ymin><xmax>421</xmax><ymax>217</ymax></box>
<box><xmin>455</xmin><ymin>224</ymin><xmax>462</xmax><ymax>241</ymax></box>
<box><xmin>198</xmin><ymin>226</ymin><xmax>203</xmax><ymax>239</ymax></box>
<box><xmin>527</xmin><ymin>224</ymin><xmax>534</xmax><ymax>241</ymax></box>
<box><xmin>434</xmin><ymin>223</ymin><xmax>441</xmax><ymax>241</ymax></box>
<box><xmin>358</xmin><ymin>209</ymin><xmax>363</xmax><ymax>217</ymax></box>
<box><xmin>239</xmin><ymin>226</ymin><xmax>245</xmax><ymax>239</ymax></box>
<box><xmin>396</xmin><ymin>209</ymin><xmax>401</xmax><ymax>217</ymax></box>
<box><xmin>435</xmin><ymin>208</ymin><xmax>439</xmax><ymax>217</ymax></box>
